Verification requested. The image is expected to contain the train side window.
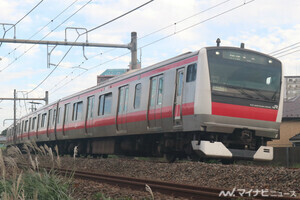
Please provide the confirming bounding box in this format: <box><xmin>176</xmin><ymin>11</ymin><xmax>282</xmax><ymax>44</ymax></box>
<box><xmin>99</xmin><ymin>93</ymin><xmax>112</xmax><ymax>116</ymax></box>
<box><xmin>17</xmin><ymin>123</ymin><xmax>20</xmax><ymax>135</ymax></box>
<box><xmin>98</xmin><ymin>95</ymin><xmax>104</xmax><ymax>116</ymax></box>
<box><xmin>118</xmin><ymin>87</ymin><xmax>125</xmax><ymax>113</ymax></box>
<box><xmin>48</xmin><ymin>109</ymin><xmax>52</xmax><ymax>127</ymax></box>
<box><xmin>104</xmin><ymin>93</ymin><xmax>112</xmax><ymax>114</ymax></box>
<box><xmin>64</xmin><ymin>104</ymin><xmax>70</xmax><ymax>123</ymax></box>
<box><xmin>29</xmin><ymin>118</ymin><xmax>32</xmax><ymax>132</ymax></box>
<box><xmin>134</xmin><ymin>84</ymin><xmax>142</xmax><ymax>109</ymax></box>
<box><xmin>21</xmin><ymin>121</ymin><xmax>24</xmax><ymax>133</ymax></box>
<box><xmin>118</xmin><ymin>86</ymin><xmax>129</xmax><ymax>113</ymax></box>
<box><xmin>24</xmin><ymin>120</ymin><xmax>28</xmax><ymax>132</ymax></box>
<box><xmin>32</xmin><ymin>117</ymin><xmax>36</xmax><ymax>130</ymax></box>
<box><xmin>41</xmin><ymin>113</ymin><xmax>47</xmax><ymax>128</ymax></box>
<box><xmin>177</xmin><ymin>71</ymin><xmax>184</xmax><ymax>96</ymax></box>
<box><xmin>150</xmin><ymin>78</ymin><xmax>157</xmax><ymax>107</ymax></box>
<box><xmin>37</xmin><ymin>114</ymin><xmax>41</xmax><ymax>129</ymax></box>
<box><xmin>53</xmin><ymin>109</ymin><xmax>56</xmax><ymax>124</ymax></box>
<box><xmin>87</xmin><ymin>96</ymin><xmax>95</xmax><ymax>118</ymax></box>
<box><xmin>57</xmin><ymin>107</ymin><xmax>61</xmax><ymax>124</ymax></box>
<box><xmin>72</xmin><ymin>101</ymin><xmax>83</xmax><ymax>121</ymax></box>
<box><xmin>186</xmin><ymin>63</ymin><xmax>197</xmax><ymax>82</ymax></box>
<box><xmin>157</xmin><ymin>77</ymin><xmax>164</xmax><ymax>105</ymax></box>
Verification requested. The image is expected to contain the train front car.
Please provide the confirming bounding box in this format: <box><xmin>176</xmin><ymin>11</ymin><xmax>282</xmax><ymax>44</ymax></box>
<box><xmin>193</xmin><ymin>46</ymin><xmax>283</xmax><ymax>161</ymax></box>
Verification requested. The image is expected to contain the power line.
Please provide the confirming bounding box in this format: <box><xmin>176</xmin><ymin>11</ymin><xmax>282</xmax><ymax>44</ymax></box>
<box><xmin>5</xmin><ymin>0</ymin><xmax>44</xmax><ymax>34</ymax></box>
<box><xmin>141</xmin><ymin>0</ymin><xmax>255</xmax><ymax>49</ymax></box>
<box><xmin>269</xmin><ymin>42</ymin><xmax>300</xmax><ymax>55</ymax></box>
<box><xmin>83</xmin><ymin>0</ymin><xmax>154</xmax><ymax>35</ymax></box>
<box><xmin>47</xmin><ymin>0</ymin><xmax>233</xmax><ymax>93</ymax></box>
<box><xmin>49</xmin><ymin>0</ymin><xmax>255</xmax><ymax>94</ymax></box>
<box><xmin>276</xmin><ymin>49</ymin><xmax>300</xmax><ymax>58</ymax></box>
<box><xmin>0</xmin><ymin>0</ymin><xmax>92</xmax><ymax>72</ymax></box>
<box><xmin>139</xmin><ymin>0</ymin><xmax>231</xmax><ymax>40</ymax></box>
<box><xmin>2</xmin><ymin>0</ymin><xmax>79</xmax><ymax>60</ymax></box>
<box><xmin>272</xmin><ymin>46</ymin><xmax>300</xmax><ymax>57</ymax></box>
<box><xmin>27</xmin><ymin>35</ymin><xmax>81</xmax><ymax>94</ymax></box>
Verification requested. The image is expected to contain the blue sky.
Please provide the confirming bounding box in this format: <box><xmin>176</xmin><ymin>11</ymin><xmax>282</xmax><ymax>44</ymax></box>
<box><xmin>0</xmin><ymin>0</ymin><xmax>299</xmax><ymax>131</ymax></box>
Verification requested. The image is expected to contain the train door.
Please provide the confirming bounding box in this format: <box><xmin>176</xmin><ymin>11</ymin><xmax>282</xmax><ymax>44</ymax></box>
<box><xmin>173</xmin><ymin>68</ymin><xmax>185</xmax><ymax>126</ymax></box>
<box><xmin>148</xmin><ymin>75</ymin><xmax>164</xmax><ymax>129</ymax></box>
<box><xmin>63</xmin><ymin>103</ymin><xmax>70</xmax><ymax>135</ymax></box>
<box><xmin>28</xmin><ymin>118</ymin><xmax>31</xmax><ymax>139</ymax></box>
<box><xmin>36</xmin><ymin>114</ymin><xmax>40</xmax><ymax>138</ymax></box>
<box><xmin>47</xmin><ymin>109</ymin><xmax>52</xmax><ymax>137</ymax></box>
<box><xmin>85</xmin><ymin>95</ymin><xmax>94</xmax><ymax>134</ymax></box>
<box><xmin>117</xmin><ymin>85</ymin><xmax>129</xmax><ymax>132</ymax></box>
<box><xmin>53</xmin><ymin>103</ymin><xmax>60</xmax><ymax>140</ymax></box>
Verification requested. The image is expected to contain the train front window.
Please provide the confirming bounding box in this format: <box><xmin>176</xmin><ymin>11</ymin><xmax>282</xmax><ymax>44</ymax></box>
<box><xmin>207</xmin><ymin>49</ymin><xmax>281</xmax><ymax>102</ymax></box>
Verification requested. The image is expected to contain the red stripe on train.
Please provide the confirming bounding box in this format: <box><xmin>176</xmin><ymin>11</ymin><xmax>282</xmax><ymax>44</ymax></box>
<box><xmin>212</xmin><ymin>102</ymin><xmax>278</xmax><ymax>122</ymax></box>
<box><xmin>17</xmin><ymin>103</ymin><xmax>195</xmax><ymax>138</ymax></box>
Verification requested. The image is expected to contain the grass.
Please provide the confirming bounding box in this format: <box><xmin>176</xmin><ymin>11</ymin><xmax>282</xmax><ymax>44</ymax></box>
<box><xmin>0</xmin><ymin>143</ymin><xmax>73</xmax><ymax>200</ymax></box>
<box><xmin>292</xmin><ymin>163</ymin><xmax>300</xmax><ymax>168</ymax></box>
<box><xmin>1</xmin><ymin>143</ymin><xmax>156</xmax><ymax>200</ymax></box>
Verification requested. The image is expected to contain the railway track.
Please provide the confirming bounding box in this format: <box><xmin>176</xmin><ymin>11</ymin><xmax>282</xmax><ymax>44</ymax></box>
<box><xmin>36</xmin><ymin>166</ymin><xmax>298</xmax><ymax>200</ymax></box>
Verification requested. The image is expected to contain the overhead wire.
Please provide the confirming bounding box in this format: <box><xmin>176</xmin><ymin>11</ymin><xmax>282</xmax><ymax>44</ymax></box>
<box><xmin>138</xmin><ymin>0</ymin><xmax>231</xmax><ymax>40</ymax></box>
<box><xmin>140</xmin><ymin>0</ymin><xmax>255</xmax><ymax>50</ymax></box>
<box><xmin>35</xmin><ymin>0</ymin><xmax>155</xmax><ymax>94</ymax></box>
<box><xmin>49</xmin><ymin>0</ymin><xmax>255</xmax><ymax>95</ymax></box>
<box><xmin>0</xmin><ymin>0</ymin><xmax>92</xmax><ymax>72</ymax></box>
<box><xmin>276</xmin><ymin>49</ymin><xmax>300</xmax><ymax>58</ymax></box>
<box><xmin>47</xmin><ymin>0</ymin><xmax>233</xmax><ymax>93</ymax></box>
<box><xmin>1</xmin><ymin>0</ymin><xmax>79</xmax><ymax>60</ymax></box>
<box><xmin>270</xmin><ymin>42</ymin><xmax>300</xmax><ymax>58</ymax></box>
<box><xmin>78</xmin><ymin>0</ymin><xmax>231</xmax><ymax>62</ymax></box>
<box><xmin>269</xmin><ymin>42</ymin><xmax>300</xmax><ymax>55</ymax></box>
<box><xmin>27</xmin><ymin>35</ymin><xmax>81</xmax><ymax>94</ymax></box>
<box><xmin>82</xmin><ymin>0</ymin><xmax>154</xmax><ymax>35</ymax></box>
<box><xmin>3</xmin><ymin>0</ymin><xmax>44</xmax><ymax>35</ymax></box>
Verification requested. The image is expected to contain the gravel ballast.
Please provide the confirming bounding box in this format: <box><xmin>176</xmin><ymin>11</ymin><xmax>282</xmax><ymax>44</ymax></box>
<box><xmin>51</xmin><ymin>156</ymin><xmax>299</xmax><ymax>199</ymax></box>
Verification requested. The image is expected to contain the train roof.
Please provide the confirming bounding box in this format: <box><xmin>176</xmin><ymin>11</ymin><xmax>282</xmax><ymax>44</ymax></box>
<box><xmin>59</xmin><ymin>50</ymin><xmax>199</xmax><ymax>102</ymax></box>
<box><xmin>15</xmin><ymin>49</ymin><xmax>200</xmax><ymax>120</ymax></box>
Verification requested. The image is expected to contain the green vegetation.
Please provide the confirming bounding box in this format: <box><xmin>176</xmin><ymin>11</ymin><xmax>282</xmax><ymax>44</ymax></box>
<box><xmin>0</xmin><ymin>143</ymin><xmax>156</xmax><ymax>200</ymax></box>
<box><xmin>0</xmin><ymin>170</ymin><xmax>72</xmax><ymax>200</ymax></box>
<box><xmin>292</xmin><ymin>163</ymin><xmax>300</xmax><ymax>168</ymax></box>
<box><xmin>0</xmin><ymin>144</ymin><xmax>73</xmax><ymax>200</ymax></box>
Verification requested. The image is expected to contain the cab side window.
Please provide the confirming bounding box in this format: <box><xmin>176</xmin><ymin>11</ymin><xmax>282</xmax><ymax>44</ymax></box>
<box><xmin>186</xmin><ymin>63</ymin><xmax>197</xmax><ymax>82</ymax></box>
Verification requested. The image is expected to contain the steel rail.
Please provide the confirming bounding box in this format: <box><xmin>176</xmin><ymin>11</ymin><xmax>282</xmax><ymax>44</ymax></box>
<box><xmin>44</xmin><ymin>166</ymin><xmax>300</xmax><ymax>200</ymax></box>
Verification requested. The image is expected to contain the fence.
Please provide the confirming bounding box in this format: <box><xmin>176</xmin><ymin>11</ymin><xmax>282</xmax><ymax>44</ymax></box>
<box><xmin>270</xmin><ymin>147</ymin><xmax>300</xmax><ymax>167</ymax></box>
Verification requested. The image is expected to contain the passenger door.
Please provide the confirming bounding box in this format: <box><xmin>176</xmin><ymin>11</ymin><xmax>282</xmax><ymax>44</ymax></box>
<box><xmin>85</xmin><ymin>96</ymin><xmax>95</xmax><ymax>134</ymax></box>
<box><xmin>148</xmin><ymin>75</ymin><xmax>164</xmax><ymax>129</ymax></box>
<box><xmin>173</xmin><ymin>68</ymin><xmax>184</xmax><ymax>126</ymax></box>
<box><xmin>117</xmin><ymin>85</ymin><xmax>129</xmax><ymax>133</ymax></box>
<box><xmin>63</xmin><ymin>103</ymin><xmax>70</xmax><ymax>136</ymax></box>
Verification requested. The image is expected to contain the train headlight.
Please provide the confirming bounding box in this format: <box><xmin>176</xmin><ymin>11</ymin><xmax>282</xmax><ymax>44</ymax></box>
<box><xmin>268</xmin><ymin>59</ymin><xmax>273</xmax><ymax>64</ymax></box>
<box><xmin>215</xmin><ymin>51</ymin><xmax>220</xmax><ymax>55</ymax></box>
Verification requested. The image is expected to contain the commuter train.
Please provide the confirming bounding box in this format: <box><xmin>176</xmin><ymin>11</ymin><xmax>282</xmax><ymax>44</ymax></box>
<box><xmin>5</xmin><ymin>43</ymin><xmax>283</xmax><ymax>162</ymax></box>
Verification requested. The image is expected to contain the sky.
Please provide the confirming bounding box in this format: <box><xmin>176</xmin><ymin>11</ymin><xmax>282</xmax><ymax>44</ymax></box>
<box><xmin>0</xmin><ymin>0</ymin><xmax>299</xmax><ymax>132</ymax></box>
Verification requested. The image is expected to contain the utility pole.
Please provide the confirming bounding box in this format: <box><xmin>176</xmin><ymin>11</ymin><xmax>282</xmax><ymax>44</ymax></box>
<box><xmin>0</xmin><ymin>90</ymin><xmax>48</xmax><ymax>144</ymax></box>
<box><xmin>0</xmin><ymin>32</ymin><xmax>139</xmax><ymax>70</ymax></box>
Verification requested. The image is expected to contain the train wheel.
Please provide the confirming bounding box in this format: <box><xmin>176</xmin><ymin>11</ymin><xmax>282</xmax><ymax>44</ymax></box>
<box><xmin>164</xmin><ymin>153</ymin><xmax>176</xmax><ymax>163</ymax></box>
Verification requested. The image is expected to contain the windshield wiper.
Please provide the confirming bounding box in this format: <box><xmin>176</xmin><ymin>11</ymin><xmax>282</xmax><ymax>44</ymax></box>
<box><xmin>271</xmin><ymin>87</ymin><xmax>280</xmax><ymax>101</ymax></box>
<box><xmin>247</xmin><ymin>88</ymin><xmax>270</xmax><ymax>101</ymax></box>
<box><xmin>212</xmin><ymin>83</ymin><xmax>254</xmax><ymax>99</ymax></box>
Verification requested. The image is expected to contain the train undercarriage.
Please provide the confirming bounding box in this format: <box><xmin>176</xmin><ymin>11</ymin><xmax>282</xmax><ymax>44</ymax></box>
<box><xmin>21</xmin><ymin>129</ymin><xmax>273</xmax><ymax>163</ymax></box>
